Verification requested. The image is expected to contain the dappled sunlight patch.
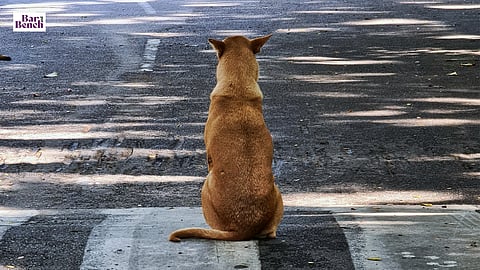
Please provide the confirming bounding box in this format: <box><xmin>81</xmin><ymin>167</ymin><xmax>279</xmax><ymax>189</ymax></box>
<box><xmin>169</xmin><ymin>12</ymin><xmax>205</xmax><ymax>18</ymax></box>
<box><xmin>111</xmin><ymin>96</ymin><xmax>188</xmax><ymax>106</ymax></box>
<box><xmin>1</xmin><ymin>10</ymin><xmax>191</xmax><ymax>28</ymax></box>
<box><xmin>0</xmin><ymin>123</ymin><xmax>169</xmax><ymax>140</ymax></box>
<box><xmin>340</xmin><ymin>18</ymin><xmax>445</xmax><ymax>26</ymax></box>
<box><xmin>425</xmin><ymin>4</ymin><xmax>480</xmax><ymax>10</ymax></box>
<box><xmin>407</xmin><ymin>155</ymin><xmax>456</xmax><ymax>162</ymax></box>
<box><xmin>372</xmin><ymin>118</ymin><xmax>480</xmax><ymax>127</ymax></box>
<box><xmin>1</xmin><ymin>110</ymin><xmax>39</xmax><ymax>122</ymax></box>
<box><xmin>84</xmin><ymin>16</ymin><xmax>186</xmax><ymax>26</ymax></box>
<box><xmin>0</xmin><ymin>0</ymin><xmax>203</xmax><ymax>28</ymax></box>
<box><xmin>0</xmin><ymin>124</ymin><xmax>113</xmax><ymax>140</ymax></box>
<box><xmin>327</xmin><ymin>109</ymin><xmax>408</xmax><ymax>117</ymax></box>
<box><xmin>44</xmin><ymin>17</ymin><xmax>188</xmax><ymax>27</ymax></box>
<box><xmin>290</xmin><ymin>74</ymin><xmax>364</xmax><ymax>84</ymax></box>
<box><xmin>0</xmin><ymin>21</ymin><xmax>11</xmax><ymax>28</ymax></box>
<box><xmin>276</xmin><ymin>27</ymin><xmax>335</xmax><ymax>33</ymax></box>
<box><xmin>0</xmin><ymin>146</ymin><xmax>204</xmax><ymax>166</ymax></box>
<box><xmin>0</xmin><ymin>172</ymin><xmax>204</xmax><ymax>187</ymax></box>
<box><xmin>0</xmin><ymin>1</ymin><xmax>145</xmax><ymax>22</ymax></box>
<box><xmin>450</xmin><ymin>153</ymin><xmax>480</xmax><ymax>161</ymax></box>
<box><xmin>410</xmin><ymin>97</ymin><xmax>480</xmax><ymax>106</ymax></box>
<box><xmin>280</xmin><ymin>56</ymin><xmax>401</xmax><ymax>65</ymax></box>
<box><xmin>71</xmin><ymin>80</ymin><xmax>155</xmax><ymax>88</ymax></box>
<box><xmin>431</xmin><ymin>34</ymin><xmax>480</xmax><ymax>40</ymax></box>
<box><xmin>230</xmin><ymin>14</ymin><xmax>276</xmax><ymax>19</ymax></box>
<box><xmin>293</xmin><ymin>10</ymin><xmax>388</xmax><ymax>15</ymax></box>
<box><xmin>281</xmin><ymin>56</ymin><xmax>345</xmax><ymax>62</ymax></box>
<box><xmin>290</xmin><ymin>72</ymin><xmax>396</xmax><ymax>84</ymax></box>
<box><xmin>74</xmin><ymin>174</ymin><xmax>204</xmax><ymax>185</ymax></box>
<box><xmin>399</xmin><ymin>1</ymin><xmax>443</xmax><ymax>4</ymax></box>
<box><xmin>317</xmin><ymin>59</ymin><xmax>400</xmax><ymax>66</ymax></box>
<box><xmin>415</xmin><ymin>48</ymin><xmax>480</xmax><ymax>56</ymax></box>
<box><xmin>295</xmin><ymin>91</ymin><xmax>368</xmax><ymax>98</ymax></box>
<box><xmin>346</xmin><ymin>72</ymin><xmax>397</xmax><ymax>77</ymax></box>
<box><xmin>427</xmin><ymin>89</ymin><xmax>479</xmax><ymax>94</ymax></box>
<box><xmin>50</xmin><ymin>13</ymin><xmax>101</xmax><ymax>18</ymax></box>
<box><xmin>0</xmin><ymin>2</ymin><xmax>72</xmax><ymax>13</ymax></box>
<box><xmin>128</xmin><ymin>32</ymin><xmax>194</xmax><ymax>38</ymax></box>
<box><xmin>115</xmin><ymin>82</ymin><xmax>156</xmax><ymax>88</ymax></box>
<box><xmin>7</xmin><ymin>94</ymin><xmax>187</xmax><ymax>109</ymax></box>
<box><xmin>399</xmin><ymin>153</ymin><xmax>480</xmax><ymax>185</ymax></box>
<box><xmin>370</xmin><ymin>47</ymin><xmax>480</xmax><ymax>58</ymax></box>
<box><xmin>0</xmin><ymin>208</ymin><xmax>41</xmax><ymax>217</ymax></box>
<box><xmin>421</xmin><ymin>108</ymin><xmax>478</xmax><ymax>115</ymax></box>
<box><xmin>182</xmin><ymin>2</ymin><xmax>242</xmax><ymax>7</ymax></box>
<box><xmin>283</xmin><ymin>190</ymin><xmax>462</xmax><ymax>207</ymax></box>
<box><xmin>369</xmin><ymin>48</ymin><xmax>422</xmax><ymax>57</ymax></box>
<box><xmin>464</xmin><ymin>172</ymin><xmax>480</xmax><ymax>179</ymax></box>
<box><xmin>407</xmin><ymin>153</ymin><xmax>480</xmax><ymax>163</ymax></box>
<box><xmin>212</xmin><ymin>29</ymin><xmax>258</xmax><ymax>37</ymax></box>
<box><xmin>12</xmin><ymin>99</ymin><xmax>108</xmax><ymax>106</ymax></box>
<box><xmin>342</xmin><ymin>212</ymin><xmax>452</xmax><ymax>217</ymax></box>
<box><xmin>0</xmin><ymin>64</ymin><xmax>39</xmax><ymax>71</ymax></box>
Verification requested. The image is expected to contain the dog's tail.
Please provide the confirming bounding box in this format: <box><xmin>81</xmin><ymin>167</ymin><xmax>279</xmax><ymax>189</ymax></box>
<box><xmin>169</xmin><ymin>228</ymin><xmax>249</xmax><ymax>242</ymax></box>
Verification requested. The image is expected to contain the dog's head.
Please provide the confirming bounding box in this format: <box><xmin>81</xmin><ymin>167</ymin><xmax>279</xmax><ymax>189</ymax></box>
<box><xmin>208</xmin><ymin>35</ymin><xmax>272</xmax><ymax>82</ymax></box>
<box><xmin>208</xmin><ymin>34</ymin><xmax>271</xmax><ymax>59</ymax></box>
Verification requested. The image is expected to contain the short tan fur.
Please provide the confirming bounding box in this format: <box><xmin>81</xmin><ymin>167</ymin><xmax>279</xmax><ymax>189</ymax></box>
<box><xmin>169</xmin><ymin>34</ymin><xmax>283</xmax><ymax>242</ymax></box>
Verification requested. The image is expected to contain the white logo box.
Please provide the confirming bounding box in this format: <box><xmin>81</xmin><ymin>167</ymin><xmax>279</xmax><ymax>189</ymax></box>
<box><xmin>13</xmin><ymin>12</ymin><xmax>46</xmax><ymax>32</ymax></box>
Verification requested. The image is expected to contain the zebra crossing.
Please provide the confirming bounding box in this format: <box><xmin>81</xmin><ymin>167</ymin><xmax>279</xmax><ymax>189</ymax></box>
<box><xmin>1</xmin><ymin>206</ymin><xmax>479</xmax><ymax>269</ymax></box>
<box><xmin>0</xmin><ymin>208</ymin><xmax>263</xmax><ymax>270</ymax></box>
<box><xmin>80</xmin><ymin>208</ymin><xmax>261</xmax><ymax>270</ymax></box>
<box><xmin>0</xmin><ymin>207</ymin><xmax>355</xmax><ymax>269</ymax></box>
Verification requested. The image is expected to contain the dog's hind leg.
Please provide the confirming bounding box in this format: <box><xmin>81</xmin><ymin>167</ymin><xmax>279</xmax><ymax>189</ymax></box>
<box><xmin>256</xmin><ymin>185</ymin><xmax>283</xmax><ymax>239</ymax></box>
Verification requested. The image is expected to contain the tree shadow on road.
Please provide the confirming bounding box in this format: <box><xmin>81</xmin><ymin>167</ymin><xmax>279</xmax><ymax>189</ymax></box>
<box><xmin>0</xmin><ymin>0</ymin><xmax>479</xmax><ymax>210</ymax></box>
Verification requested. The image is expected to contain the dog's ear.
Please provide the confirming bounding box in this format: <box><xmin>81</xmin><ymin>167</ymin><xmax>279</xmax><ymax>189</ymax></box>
<box><xmin>250</xmin><ymin>34</ymin><xmax>272</xmax><ymax>54</ymax></box>
<box><xmin>208</xmin><ymin>38</ymin><xmax>225</xmax><ymax>58</ymax></box>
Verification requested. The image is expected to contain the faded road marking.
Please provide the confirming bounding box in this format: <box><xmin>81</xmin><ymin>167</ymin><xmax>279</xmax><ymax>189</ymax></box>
<box><xmin>140</xmin><ymin>39</ymin><xmax>161</xmax><ymax>72</ymax></box>
<box><xmin>80</xmin><ymin>208</ymin><xmax>261</xmax><ymax>270</ymax></box>
<box><xmin>138</xmin><ymin>1</ymin><xmax>156</xmax><ymax>15</ymax></box>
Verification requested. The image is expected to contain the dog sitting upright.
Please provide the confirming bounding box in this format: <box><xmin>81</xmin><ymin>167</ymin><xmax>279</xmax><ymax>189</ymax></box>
<box><xmin>169</xmin><ymin>34</ymin><xmax>283</xmax><ymax>242</ymax></box>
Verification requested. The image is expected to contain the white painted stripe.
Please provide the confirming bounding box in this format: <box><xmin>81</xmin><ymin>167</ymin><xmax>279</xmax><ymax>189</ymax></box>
<box><xmin>80</xmin><ymin>207</ymin><xmax>261</xmax><ymax>270</ymax></box>
<box><xmin>138</xmin><ymin>1</ymin><xmax>156</xmax><ymax>15</ymax></box>
<box><xmin>0</xmin><ymin>209</ymin><xmax>40</xmax><ymax>238</ymax></box>
<box><xmin>215</xmin><ymin>240</ymin><xmax>261</xmax><ymax>270</ymax></box>
<box><xmin>140</xmin><ymin>39</ymin><xmax>161</xmax><ymax>72</ymax></box>
<box><xmin>332</xmin><ymin>205</ymin><xmax>480</xmax><ymax>270</ymax></box>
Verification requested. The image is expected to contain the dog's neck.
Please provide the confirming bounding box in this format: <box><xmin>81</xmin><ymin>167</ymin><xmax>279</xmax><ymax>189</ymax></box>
<box><xmin>211</xmin><ymin>53</ymin><xmax>263</xmax><ymax>100</ymax></box>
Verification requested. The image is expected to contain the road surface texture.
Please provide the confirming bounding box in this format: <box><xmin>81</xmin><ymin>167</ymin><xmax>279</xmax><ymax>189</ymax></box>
<box><xmin>0</xmin><ymin>0</ymin><xmax>479</xmax><ymax>269</ymax></box>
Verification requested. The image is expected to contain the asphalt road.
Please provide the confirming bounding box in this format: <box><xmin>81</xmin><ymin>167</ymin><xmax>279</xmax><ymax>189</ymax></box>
<box><xmin>0</xmin><ymin>0</ymin><xmax>479</xmax><ymax>269</ymax></box>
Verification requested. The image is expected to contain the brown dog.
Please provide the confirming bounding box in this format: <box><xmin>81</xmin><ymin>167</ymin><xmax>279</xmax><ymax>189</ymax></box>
<box><xmin>169</xmin><ymin>35</ymin><xmax>283</xmax><ymax>242</ymax></box>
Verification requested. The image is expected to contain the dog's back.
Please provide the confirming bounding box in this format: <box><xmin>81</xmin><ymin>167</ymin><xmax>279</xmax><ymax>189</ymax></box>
<box><xmin>205</xmin><ymin>35</ymin><xmax>273</xmax><ymax>193</ymax></box>
<box><xmin>169</xmin><ymin>35</ymin><xmax>283</xmax><ymax>242</ymax></box>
